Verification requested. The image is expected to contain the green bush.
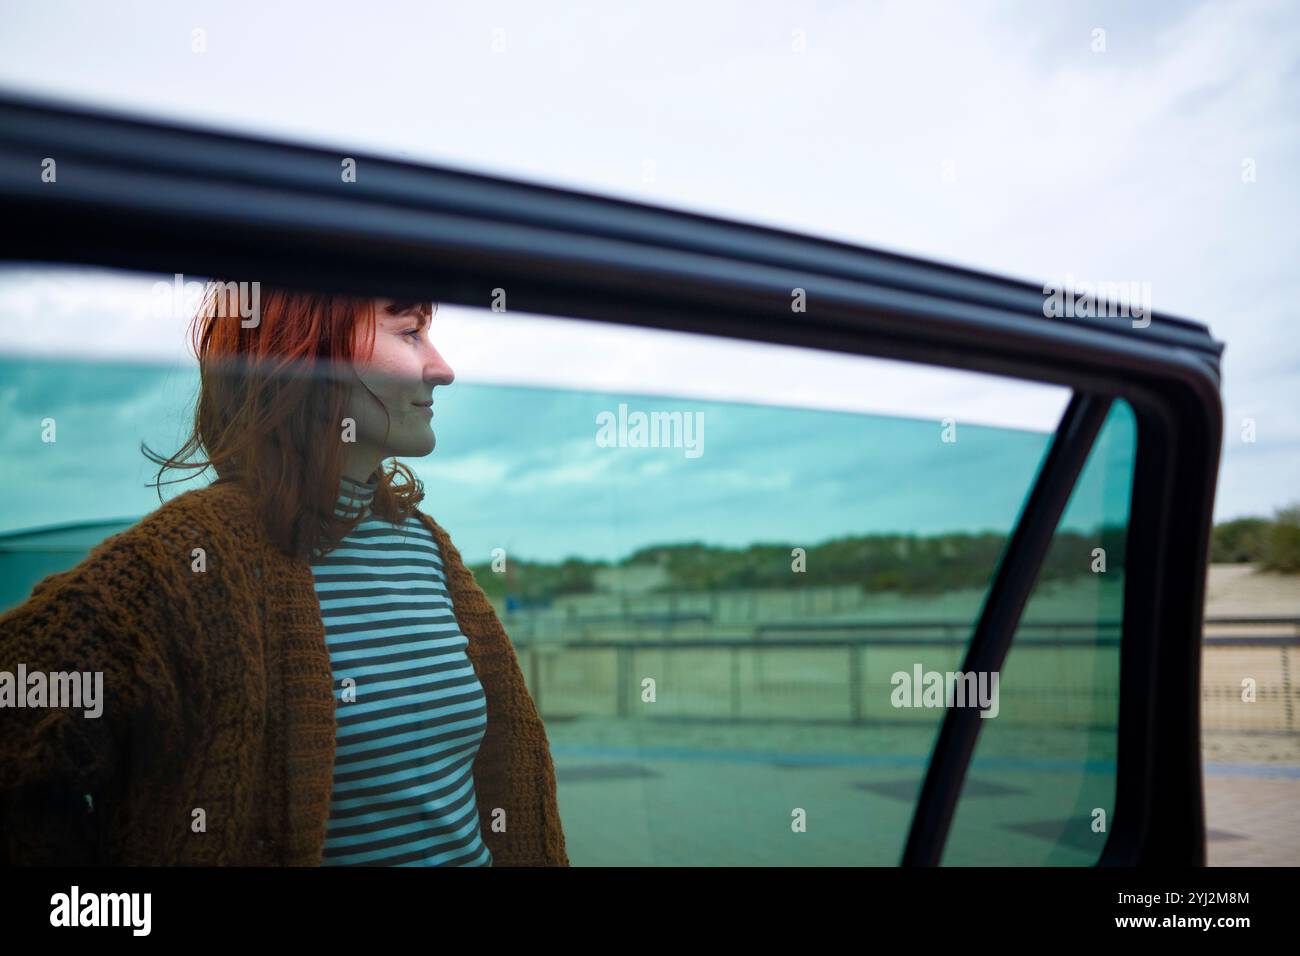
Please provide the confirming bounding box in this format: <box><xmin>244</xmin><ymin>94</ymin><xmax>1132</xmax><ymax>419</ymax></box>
<box><xmin>1211</xmin><ymin>517</ymin><xmax>1272</xmax><ymax>563</ymax></box>
<box><xmin>1263</xmin><ymin>504</ymin><xmax>1300</xmax><ymax>573</ymax></box>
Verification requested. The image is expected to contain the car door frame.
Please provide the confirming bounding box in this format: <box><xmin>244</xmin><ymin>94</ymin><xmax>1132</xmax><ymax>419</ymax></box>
<box><xmin>0</xmin><ymin>89</ymin><xmax>1224</xmax><ymax>865</ymax></box>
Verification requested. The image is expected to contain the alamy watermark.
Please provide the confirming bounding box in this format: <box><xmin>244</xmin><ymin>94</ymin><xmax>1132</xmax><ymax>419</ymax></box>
<box><xmin>596</xmin><ymin>402</ymin><xmax>705</xmax><ymax>458</ymax></box>
<box><xmin>1042</xmin><ymin>273</ymin><xmax>1150</xmax><ymax>328</ymax></box>
<box><xmin>891</xmin><ymin>664</ymin><xmax>1000</xmax><ymax>718</ymax></box>
<box><xmin>50</xmin><ymin>885</ymin><xmax>150</xmax><ymax>935</ymax></box>
<box><xmin>0</xmin><ymin>664</ymin><xmax>103</xmax><ymax>718</ymax></box>
<box><xmin>149</xmin><ymin>274</ymin><xmax>261</xmax><ymax>328</ymax></box>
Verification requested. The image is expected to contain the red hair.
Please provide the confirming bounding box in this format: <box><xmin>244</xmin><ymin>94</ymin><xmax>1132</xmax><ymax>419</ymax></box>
<box><xmin>143</xmin><ymin>281</ymin><xmax>431</xmax><ymax>560</ymax></box>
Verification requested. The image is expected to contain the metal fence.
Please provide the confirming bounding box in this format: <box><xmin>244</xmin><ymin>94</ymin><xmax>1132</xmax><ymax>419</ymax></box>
<box><xmin>508</xmin><ymin>615</ymin><xmax>1299</xmax><ymax>734</ymax></box>
<box><xmin>1202</xmin><ymin>617</ymin><xmax>1299</xmax><ymax>734</ymax></box>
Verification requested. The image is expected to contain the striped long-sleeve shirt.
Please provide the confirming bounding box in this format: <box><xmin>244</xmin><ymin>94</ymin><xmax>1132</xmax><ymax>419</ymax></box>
<box><xmin>309</xmin><ymin>473</ymin><xmax>493</xmax><ymax>866</ymax></box>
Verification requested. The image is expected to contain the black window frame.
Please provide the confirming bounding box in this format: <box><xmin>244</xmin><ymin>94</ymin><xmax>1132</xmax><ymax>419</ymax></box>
<box><xmin>0</xmin><ymin>90</ymin><xmax>1224</xmax><ymax>865</ymax></box>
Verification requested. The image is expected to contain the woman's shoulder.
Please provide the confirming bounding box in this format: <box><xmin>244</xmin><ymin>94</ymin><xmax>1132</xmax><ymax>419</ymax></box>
<box><xmin>406</xmin><ymin>509</ymin><xmax>503</xmax><ymax>617</ymax></box>
<box><xmin>2</xmin><ymin>483</ymin><xmax>256</xmax><ymax>635</ymax></box>
<box><xmin>22</xmin><ymin>482</ymin><xmax>268</xmax><ymax>604</ymax></box>
<box><xmin>409</xmin><ymin>507</ymin><xmax>458</xmax><ymax>559</ymax></box>
<box><xmin>93</xmin><ymin>481</ymin><xmax>260</xmax><ymax>557</ymax></box>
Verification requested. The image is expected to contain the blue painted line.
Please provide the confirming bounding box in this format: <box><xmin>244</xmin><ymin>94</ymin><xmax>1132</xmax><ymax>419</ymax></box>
<box><xmin>551</xmin><ymin>744</ymin><xmax>1115</xmax><ymax>773</ymax></box>
<box><xmin>1202</xmin><ymin>762</ymin><xmax>1300</xmax><ymax>779</ymax></box>
<box><xmin>553</xmin><ymin>745</ymin><xmax>1300</xmax><ymax>778</ymax></box>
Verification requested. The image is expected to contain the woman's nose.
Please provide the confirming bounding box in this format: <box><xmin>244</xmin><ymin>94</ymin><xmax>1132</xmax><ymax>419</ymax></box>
<box><xmin>427</xmin><ymin>353</ymin><xmax>454</xmax><ymax>387</ymax></box>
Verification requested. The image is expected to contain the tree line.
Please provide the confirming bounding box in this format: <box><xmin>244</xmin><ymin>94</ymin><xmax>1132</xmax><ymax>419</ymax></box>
<box><xmin>1210</xmin><ymin>502</ymin><xmax>1300</xmax><ymax>571</ymax></box>
<box><xmin>470</xmin><ymin>504</ymin><xmax>1300</xmax><ymax>604</ymax></box>
<box><xmin>469</xmin><ymin>525</ymin><xmax>1132</xmax><ymax>603</ymax></box>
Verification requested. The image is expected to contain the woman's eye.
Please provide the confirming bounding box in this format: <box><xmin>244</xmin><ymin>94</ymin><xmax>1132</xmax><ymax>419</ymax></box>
<box><xmin>402</xmin><ymin>328</ymin><xmax>422</xmax><ymax>340</ymax></box>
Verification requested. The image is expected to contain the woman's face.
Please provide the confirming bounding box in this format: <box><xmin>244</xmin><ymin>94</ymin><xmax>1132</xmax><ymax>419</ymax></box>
<box><xmin>344</xmin><ymin>299</ymin><xmax>454</xmax><ymax>467</ymax></box>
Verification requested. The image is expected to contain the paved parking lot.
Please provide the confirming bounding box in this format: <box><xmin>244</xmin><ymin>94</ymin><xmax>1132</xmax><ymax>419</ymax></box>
<box><xmin>547</xmin><ymin>720</ymin><xmax>1300</xmax><ymax>865</ymax></box>
<box><xmin>1202</xmin><ymin>730</ymin><xmax>1300</xmax><ymax>865</ymax></box>
<box><xmin>1204</xmin><ymin>766</ymin><xmax>1300</xmax><ymax>866</ymax></box>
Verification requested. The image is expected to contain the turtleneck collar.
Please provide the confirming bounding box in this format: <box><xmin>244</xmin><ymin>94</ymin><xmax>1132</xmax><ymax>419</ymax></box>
<box><xmin>335</xmin><ymin>470</ymin><xmax>380</xmax><ymax>518</ymax></box>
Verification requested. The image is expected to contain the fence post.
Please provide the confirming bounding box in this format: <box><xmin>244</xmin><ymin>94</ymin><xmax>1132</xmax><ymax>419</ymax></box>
<box><xmin>850</xmin><ymin>643</ymin><xmax>862</xmax><ymax>724</ymax></box>
<box><xmin>1283</xmin><ymin>645</ymin><xmax>1294</xmax><ymax>734</ymax></box>
<box><xmin>731</xmin><ymin>646</ymin><xmax>742</xmax><ymax>719</ymax></box>
<box><xmin>616</xmin><ymin>646</ymin><xmax>629</xmax><ymax>719</ymax></box>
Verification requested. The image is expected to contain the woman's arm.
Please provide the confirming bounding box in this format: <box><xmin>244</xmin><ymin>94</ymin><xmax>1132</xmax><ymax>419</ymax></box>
<box><xmin>0</xmin><ymin>538</ymin><xmax>181</xmax><ymax>865</ymax></box>
<box><xmin>468</xmin><ymin>625</ymin><xmax>571</xmax><ymax>867</ymax></box>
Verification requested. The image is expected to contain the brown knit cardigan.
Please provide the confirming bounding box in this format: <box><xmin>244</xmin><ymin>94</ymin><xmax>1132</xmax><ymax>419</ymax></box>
<box><xmin>0</xmin><ymin>480</ymin><xmax>569</xmax><ymax>866</ymax></box>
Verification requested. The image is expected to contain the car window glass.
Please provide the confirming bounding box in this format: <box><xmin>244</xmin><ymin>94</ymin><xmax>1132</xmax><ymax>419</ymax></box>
<box><xmin>940</xmin><ymin>398</ymin><xmax>1136</xmax><ymax>865</ymax></box>
<box><xmin>0</xmin><ymin>265</ymin><xmax>1088</xmax><ymax>865</ymax></box>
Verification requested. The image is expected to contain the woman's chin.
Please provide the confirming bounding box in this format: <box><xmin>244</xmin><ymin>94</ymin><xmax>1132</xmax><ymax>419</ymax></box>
<box><xmin>394</xmin><ymin>432</ymin><xmax>436</xmax><ymax>458</ymax></box>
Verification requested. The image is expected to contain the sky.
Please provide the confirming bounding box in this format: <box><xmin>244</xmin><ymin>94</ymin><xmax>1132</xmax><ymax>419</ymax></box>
<box><xmin>0</xmin><ymin>351</ymin><xmax>1136</xmax><ymax>563</ymax></box>
<box><xmin>0</xmin><ymin>0</ymin><xmax>1295</xmax><ymax>549</ymax></box>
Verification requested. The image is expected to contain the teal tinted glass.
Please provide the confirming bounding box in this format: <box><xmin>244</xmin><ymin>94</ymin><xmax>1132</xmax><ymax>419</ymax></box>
<box><xmin>0</xmin><ymin>356</ymin><xmax>200</xmax><ymax>608</ymax></box>
<box><xmin>941</xmin><ymin>398</ymin><xmax>1136</xmax><ymax>865</ymax></box>
<box><xmin>429</xmin><ymin>385</ymin><xmax>1060</xmax><ymax>865</ymax></box>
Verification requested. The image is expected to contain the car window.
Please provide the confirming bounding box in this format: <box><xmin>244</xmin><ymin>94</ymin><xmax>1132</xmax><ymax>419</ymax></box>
<box><xmin>0</xmin><ymin>265</ymin><xmax>1124</xmax><ymax>865</ymax></box>
<box><xmin>941</xmin><ymin>398</ymin><xmax>1136</xmax><ymax>864</ymax></box>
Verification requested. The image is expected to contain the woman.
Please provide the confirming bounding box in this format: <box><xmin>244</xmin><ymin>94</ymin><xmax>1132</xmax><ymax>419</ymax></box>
<box><xmin>0</xmin><ymin>282</ymin><xmax>568</xmax><ymax>866</ymax></box>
